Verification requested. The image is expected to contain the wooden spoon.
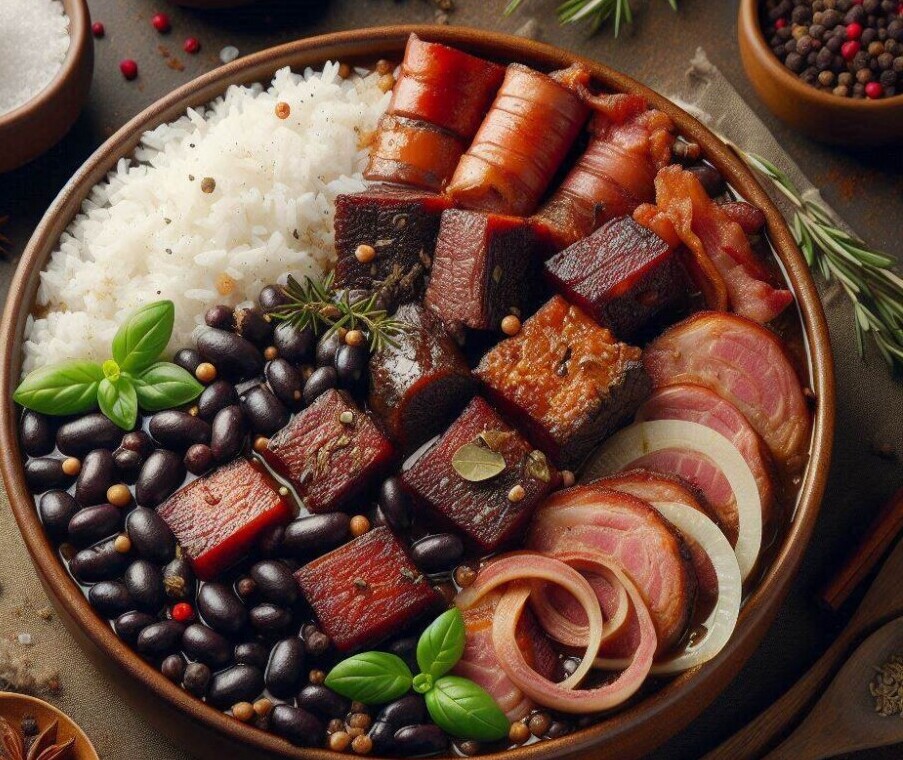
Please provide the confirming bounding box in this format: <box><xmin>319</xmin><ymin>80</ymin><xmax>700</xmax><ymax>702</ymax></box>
<box><xmin>762</xmin><ymin>616</ymin><xmax>903</xmax><ymax>759</ymax></box>
<box><xmin>704</xmin><ymin>536</ymin><xmax>903</xmax><ymax>760</ymax></box>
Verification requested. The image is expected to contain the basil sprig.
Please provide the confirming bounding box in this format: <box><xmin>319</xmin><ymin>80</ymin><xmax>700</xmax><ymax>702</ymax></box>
<box><xmin>14</xmin><ymin>300</ymin><xmax>203</xmax><ymax>430</ymax></box>
<box><xmin>324</xmin><ymin>608</ymin><xmax>509</xmax><ymax>742</ymax></box>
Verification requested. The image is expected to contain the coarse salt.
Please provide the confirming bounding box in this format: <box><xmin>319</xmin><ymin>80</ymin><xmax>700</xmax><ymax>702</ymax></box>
<box><xmin>0</xmin><ymin>0</ymin><xmax>70</xmax><ymax>115</ymax></box>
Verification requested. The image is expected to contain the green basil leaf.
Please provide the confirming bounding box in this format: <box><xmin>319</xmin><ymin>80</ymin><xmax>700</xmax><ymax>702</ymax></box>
<box><xmin>424</xmin><ymin>676</ymin><xmax>509</xmax><ymax>742</ymax></box>
<box><xmin>416</xmin><ymin>608</ymin><xmax>466</xmax><ymax>678</ymax></box>
<box><xmin>97</xmin><ymin>377</ymin><xmax>138</xmax><ymax>430</ymax></box>
<box><xmin>112</xmin><ymin>300</ymin><xmax>175</xmax><ymax>373</ymax></box>
<box><xmin>134</xmin><ymin>362</ymin><xmax>204</xmax><ymax>411</ymax></box>
<box><xmin>13</xmin><ymin>361</ymin><xmax>103</xmax><ymax>416</ymax></box>
<box><xmin>324</xmin><ymin>652</ymin><xmax>413</xmax><ymax>705</ymax></box>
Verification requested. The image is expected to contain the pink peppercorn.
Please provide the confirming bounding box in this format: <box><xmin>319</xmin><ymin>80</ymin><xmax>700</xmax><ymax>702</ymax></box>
<box><xmin>865</xmin><ymin>81</ymin><xmax>884</xmax><ymax>99</ymax></box>
<box><xmin>183</xmin><ymin>37</ymin><xmax>201</xmax><ymax>54</ymax></box>
<box><xmin>151</xmin><ymin>12</ymin><xmax>171</xmax><ymax>33</ymax></box>
<box><xmin>91</xmin><ymin>21</ymin><xmax>105</xmax><ymax>38</ymax></box>
<box><xmin>775</xmin><ymin>17</ymin><xmax>787</xmax><ymax>29</ymax></box>
<box><xmin>119</xmin><ymin>59</ymin><xmax>138</xmax><ymax>80</ymax></box>
<box><xmin>841</xmin><ymin>40</ymin><xmax>861</xmax><ymax>61</ymax></box>
<box><xmin>846</xmin><ymin>22</ymin><xmax>863</xmax><ymax>40</ymax></box>
<box><xmin>171</xmin><ymin>602</ymin><xmax>194</xmax><ymax>622</ymax></box>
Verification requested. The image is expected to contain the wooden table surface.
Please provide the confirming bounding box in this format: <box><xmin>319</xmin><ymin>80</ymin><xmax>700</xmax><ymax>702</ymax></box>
<box><xmin>0</xmin><ymin>1</ymin><xmax>901</xmax><ymax>758</ymax></box>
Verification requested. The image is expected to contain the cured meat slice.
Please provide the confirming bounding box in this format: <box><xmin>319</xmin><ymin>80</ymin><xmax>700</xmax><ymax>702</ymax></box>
<box><xmin>643</xmin><ymin>311</ymin><xmax>811</xmax><ymax>471</ymax></box>
<box><xmin>475</xmin><ymin>295</ymin><xmax>650</xmax><ymax>468</ymax></box>
<box><xmin>636</xmin><ymin>384</ymin><xmax>776</xmax><ymax>534</ymax></box>
<box><xmin>535</xmin><ymin>95</ymin><xmax>675</xmax><ymax>248</ymax></box>
<box><xmin>528</xmin><ymin>485</ymin><xmax>696</xmax><ymax>654</ymax></box>
<box><xmin>634</xmin><ymin>166</ymin><xmax>793</xmax><ymax>323</ymax></box>
<box><xmin>447</xmin><ymin>64</ymin><xmax>590</xmax><ymax>216</ymax></box>
<box><xmin>453</xmin><ymin>592</ymin><xmax>557</xmax><ymax>721</ymax></box>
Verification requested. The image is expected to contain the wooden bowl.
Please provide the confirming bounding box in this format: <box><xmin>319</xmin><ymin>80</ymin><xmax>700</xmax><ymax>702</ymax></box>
<box><xmin>0</xmin><ymin>25</ymin><xmax>835</xmax><ymax>760</ymax></box>
<box><xmin>738</xmin><ymin>0</ymin><xmax>903</xmax><ymax>145</ymax></box>
<box><xmin>0</xmin><ymin>0</ymin><xmax>93</xmax><ymax>174</ymax></box>
<box><xmin>0</xmin><ymin>692</ymin><xmax>100</xmax><ymax>760</ymax></box>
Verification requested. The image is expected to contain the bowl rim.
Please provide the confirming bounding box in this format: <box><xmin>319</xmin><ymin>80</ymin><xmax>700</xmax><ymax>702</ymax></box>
<box><xmin>0</xmin><ymin>25</ymin><xmax>836</xmax><ymax>760</ymax></box>
<box><xmin>739</xmin><ymin>0</ymin><xmax>903</xmax><ymax>109</ymax></box>
<box><xmin>0</xmin><ymin>0</ymin><xmax>91</xmax><ymax>129</ymax></box>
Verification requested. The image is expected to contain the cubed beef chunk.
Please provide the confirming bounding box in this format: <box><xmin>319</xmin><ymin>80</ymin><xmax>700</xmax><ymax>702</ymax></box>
<box><xmin>263</xmin><ymin>390</ymin><xmax>393</xmax><ymax>513</ymax></box>
<box><xmin>475</xmin><ymin>296</ymin><xmax>650</xmax><ymax>468</ymax></box>
<box><xmin>368</xmin><ymin>304</ymin><xmax>475</xmax><ymax>451</ymax></box>
<box><xmin>402</xmin><ymin>397</ymin><xmax>557</xmax><ymax>553</ymax></box>
<box><xmin>158</xmin><ymin>458</ymin><xmax>291</xmax><ymax>580</ymax></box>
<box><xmin>295</xmin><ymin>526</ymin><xmax>440</xmax><ymax>652</ymax></box>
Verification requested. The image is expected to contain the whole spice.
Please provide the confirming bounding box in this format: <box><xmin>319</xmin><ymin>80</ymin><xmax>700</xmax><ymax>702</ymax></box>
<box><xmin>151</xmin><ymin>12</ymin><xmax>171</xmax><ymax>33</ymax></box>
<box><xmin>870</xmin><ymin>653</ymin><xmax>903</xmax><ymax>716</ymax></box>
<box><xmin>119</xmin><ymin>59</ymin><xmax>138</xmax><ymax>81</ymax></box>
<box><xmin>91</xmin><ymin>21</ymin><xmax>104</xmax><ymax>38</ymax></box>
<box><xmin>0</xmin><ymin>716</ymin><xmax>75</xmax><ymax>760</ymax></box>
<box><xmin>183</xmin><ymin>37</ymin><xmax>200</xmax><ymax>54</ymax></box>
<box><xmin>506</xmin><ymin>0</ymin><xmax>678</xmax><ymax>35</ymax></box>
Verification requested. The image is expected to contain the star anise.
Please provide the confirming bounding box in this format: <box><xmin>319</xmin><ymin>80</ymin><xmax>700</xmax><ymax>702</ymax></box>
<box><xmin>0</xmin><ymin>717</ymin><xmax>74</xmax><ymax>760</ymax></box>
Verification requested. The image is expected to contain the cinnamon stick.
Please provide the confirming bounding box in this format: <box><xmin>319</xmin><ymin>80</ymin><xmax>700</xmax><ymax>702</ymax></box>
<box><xmin>819</xmin><ymin>486</ymin><xmax>903</xmax><ymax>612</ymax></box>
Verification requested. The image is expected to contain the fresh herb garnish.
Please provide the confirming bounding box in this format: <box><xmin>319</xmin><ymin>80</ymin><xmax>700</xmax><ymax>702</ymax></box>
<box><xmin>452</xmin><ymin>439</ymin><xmax>507</xmax><ymax>482</ymax></box>
<box><xmin>506</xmin><ymin>0</ymin><xmax>677</xmax><ymax>35</ymax></box>
<box><xmin>267</xmin><ymin>272</ymin><xmax>409</xmax><ymax>352</ymax></box>
<box><xmin>324</xmin><ymin>608</ymin><xmax>509</xmax><ymax>741</ymax></box>
<box><xmin>14</xmin><ymin>300</ymin><xmax>203</xmax><ymax>429</ymax></box>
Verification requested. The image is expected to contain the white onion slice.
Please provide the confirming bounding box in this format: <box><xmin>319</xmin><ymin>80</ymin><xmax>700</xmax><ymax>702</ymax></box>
<box><xmin>584</xmin><ymin>420</ymin><xmax>762</xmax><ymax>581</ymax></box>
<box><xmin>646</xmin><ymin>501</ymin><xmax>741</xmax><ymax>674</ymax></box>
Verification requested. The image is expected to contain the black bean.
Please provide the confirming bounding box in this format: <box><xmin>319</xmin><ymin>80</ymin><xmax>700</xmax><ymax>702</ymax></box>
<box><xmin>182</xmin><ymin>623</ymin><xmax>232</xmax><ymax>668</ymax></box>
<box><xmin>302</xmin><ymin>367</ymin><xmax>337</xmax><ymax>406</ymax></box>
<box><xmin>174</xmin><ymin>348</ymin><xmax>203</xmax><ymax>375</ymax></box>
<box><xmin>241</xmin><ymin>385</ymin><xmax>289</xmax><ymax>436</ymax></box>
<box><xmin>209</xmin><ymin>405</ymin><xmax>247</xmax><ymax>462</ymax></box>
<box><xmin>197</xmin><ymin>328</ymin><xmax>264</xmax><ymax>381</ymax></box>
<box><xmin>67</xmin><ymin>503</ymin><xmax>122</xmax><ymax>548</ymax></box>
<box><xmin>315</xmin><ymin>332</ymin><xmax>343</xmax><ymax>367</ymax></box>
<box><xmin>161</xmin><ymin>654</ymin><xmax>186</xmax><ymax>683</ymax></box>
<box><xmin>686</xmin><ymin>163</ymin><xmax>726</xmax><ymax>197</ymax></box>
<box><xmin>393</xmin><ymin>724</ymin><xmax>449</xmax><ymax>755</ymax></box>
<box><xmin>410</xmin><ymin>533</ymin><xmax>464</xmax><ymax>573</ymax></box>
<box><xmin>304</xmin><ymin>630</ymin><xmax>330</xmax><ymax>657</ymax></box>
<box><xmin>259</xmin><ymin>284</ymin><xmax>288</xmax><ymax>311</ymax></box>
<box><xmin>250</xmin><ymin>560</ymin><xmax>298</xmax><ymax>606</ymax></box>
<box><xmin>57</xmin><ymin>413</ymin><xmax>124</xmax><ymax>457</ymax></box>
<box><xmin>368</xmin><ymin>721</ymin><xmax>397</xmax><ymax>754</ymax></box>
<box><xmin>198</xmin><ymin>582</ymin><xmax>247</xmax><ymax>635</ymax></box>
<box><xmin>126</xmin><ymin>507</ymin><xmax>176</xmax><ymax>563</ymax></box>
<box><xmin>249</xmin><ymin>603</ymin><xmax>291</xmax><ymax>633</ymax></box>
<box><xmin>269</xmin><ymin>705</ymin><xmax>325</xmax><ymax>747</ymax></box>
<box><xmin>24</xmin><ymin>458</ymin><xmax>71</xmax><ymax>492</ymax></box>
<box><xmin>206</xmin><ymin>664</ymin><xmax>264</xmax><ymax>709</ymax></box>
<box><xmin>265</xmin><ymin>358</ymin><xmax>304</xmax><ymax>407</ymax></box>
<box><xmin>545</xmin><ymin>721</ymin><xmax>572</xmax><ymax>739</ymax></box>
<box><xmin>387</xmin><ymin>637</ymin><xmax>418</xmax><ymax>673</ymax></box>
<box><xmin>162</xmin><ymin>557</ymin><xmax>196</xmax><ymax>601</ymax></box>
<box><xmin>149</xmin><ymin>411</ymin><xmax>211</xmax><ymax>450</ymax></box>
<box><xmin>113</xmin><ymin>448</ymin><xmax>143</xmax><ymax>484</ymax></box>
<box><xmin>124</xmin><ymin>559</ymin><xmax>165</xmax><ymax>613</ymax></box>
<box><xmin>198</xmin><ymin>380</ymin><xmax>239</xmax><ymax>421</ymax></box>
<box><xmin>378</xmin><ymin>476</ymin><xmax>411</xmax><ymax>532</ymax></box>
<box><xmin>378</xmin><ymin>694</ymin><xmax>427</xmax><ymax>728</ymax></box>
<box><xmin>184</xmin><ymin>443</ymin><xmax>215</xmax><ymax>475</ymax></box>
<box><xmin>234</xmin><ymin>307</ymin><xmax>273</xmax><ymax>346</ymax></box>
<box><xmin>265</xmin><ymin>637</ymin><xmax>306</xmax><ymax>698</ymax></box>
<box><xmin>334</xmin><ymin>344</ymin><xmax>368</xmax><ymax>387</ymax></box>
<box><xmin>282</xmin><ymin>513</ymin><xmax>349</xmax><ymax>557</ymax></box>
<box><xmin>75</xmin><ymin>449</ymin><xmax>117</xmax><ymax>506</ymax></box>
<box><xmin>88</xmin><ymin>580</ymin><xmax>135</xmax><ymax>618</ymax></box>
<box><xmin>234</xmin><ymin>641</ymin><xmax>270</xmax><ymax>669</ymax></box>
<box><xmin>114</xmin><ymin>611</ymin><xmax>156</xmax><ymax>645</ymax></box>
<box><xmin>205</xmin><ymin>304</ymin><xmax>235</xmax><ymax>331</ymax></box>
<box><xmin>20</xmin><ymin>411</ymin><xmax>53</xmax><ymax>456</ymax></box>
<box><xmin>121</xmin><ymin>430</ymin><xmax>154</xmax><ymax>458</ymax></box>
<box><xmin>136</xmin><ymin>620</ymin><xmax>185</xmax><ymax>657</ymax></box>
<box><xmin>38</xmin><ymin>490</ymin><xmax>78</xmax><ymax>540</ymax></box>
<box><xmin>136</xmin><ymin>450</ymin><xmax>185</xmax><ymax>507</ymax></box>
<box><xmin>273</xmin><ymin>323</ymin><xmax>314</xmax><ymax>364</ymax></box>
<box><xmin>182</xmin><ymin>662</ymin><xmax>212</xmax><ymax>697</ymax></box>
<box><xmin>257</xmin><ymin>524</ymin><xmax>285</xmax><ymax>557</ymax></box>
<box><xmin>297</xmin><ymin>683</ymin><xmax>349</xmax><ymax>720</ymax></box>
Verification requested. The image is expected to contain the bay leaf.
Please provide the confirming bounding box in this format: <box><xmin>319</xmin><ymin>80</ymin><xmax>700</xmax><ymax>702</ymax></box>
<box><xmin>452</xmin><ymin>442</ymin><xmax>506</xmax><ymax>482</ymax></box>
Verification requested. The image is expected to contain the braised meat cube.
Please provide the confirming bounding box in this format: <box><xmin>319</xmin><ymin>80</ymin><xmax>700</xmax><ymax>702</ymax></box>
<box><xmin>475</xmin><ymin>296</ymin><xmax>650</xmax><ymax>468</ymax></box>
<box><xmin>544</xmin><ymin>216</ymin><xmax>688</xmax><ymax>340</ymax></box>
<box><xmin>402</xmin><ymin>397</ymin><xmax>557</xmax><ymax>553</ymax></box>
<box><xmin>263</xmin><ymin>390</ymin><xmax>393</xmax><ymax>513</ymax></box>
<box><xmin>368</xmin><ymin>304</ymin><xmax>475</xmax><ymax>451</ymax></box>
<box><xmin>158</xmin><ymin>458</ymin><xmax>291</xmax><ymax>580</ymax></box>
<box><xmin>334</xmin><ymin>185</ymin><xmax>453</xmax><ymax>304</ymax></box>
<box><xmin>424</xmin><ymin>210</ymin><xmax>545</xmax><ymax>333</ymax></box>
<box><xmin>295</xmin><ymin>526</ymin><xmax>440</xmax><ymax>652</ymax></box>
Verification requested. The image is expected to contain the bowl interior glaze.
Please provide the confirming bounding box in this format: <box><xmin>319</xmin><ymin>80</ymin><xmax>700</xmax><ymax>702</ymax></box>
<box><xmin>0</xmin><ymin>26</ymin><xmax>835</xmax><ymax>760</ymax></box>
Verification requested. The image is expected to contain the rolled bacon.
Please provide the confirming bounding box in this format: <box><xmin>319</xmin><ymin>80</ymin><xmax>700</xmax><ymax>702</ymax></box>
<box><xmin>446</xmin><ymin>64</ymin><xmax>591</xmax><ymax>216</ymax></box>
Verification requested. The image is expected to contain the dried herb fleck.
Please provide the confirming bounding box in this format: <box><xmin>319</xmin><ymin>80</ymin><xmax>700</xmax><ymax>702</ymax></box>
<box><xmin>477</xmin><ymin>429</ymin><xmax>512</xmax><ymax>452</ymax></box>
<box><xmin>870</xmin><ymin>653</ymin><xmax>903</xmax><ymax>717</ymax></box>
<box><xmin>525</xmin><ymin>450</ymin><xmax>551</xmax><ymax>483</ymax></box>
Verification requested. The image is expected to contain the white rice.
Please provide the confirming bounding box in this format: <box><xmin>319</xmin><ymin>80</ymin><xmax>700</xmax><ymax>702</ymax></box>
<box><xmin>23</xmin><ymin>63</ymin><xmax>390</xmax><ymax>375</ymax></box>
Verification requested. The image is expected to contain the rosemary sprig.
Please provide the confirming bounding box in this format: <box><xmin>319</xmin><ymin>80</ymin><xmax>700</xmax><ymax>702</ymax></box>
<box><xmin>505</xmin><ymin>0</ymin><xmax>677</xmax><ymax>35</ymax></box>
<box><xmin>736</xmin><ymin>149</ymin><xmax>903</xmax><ymax>371</ymax></box>
<box><xmin>268</xmin><ymin>272</ymin><xmax>409</xmax><ymax>352</ymax></box>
